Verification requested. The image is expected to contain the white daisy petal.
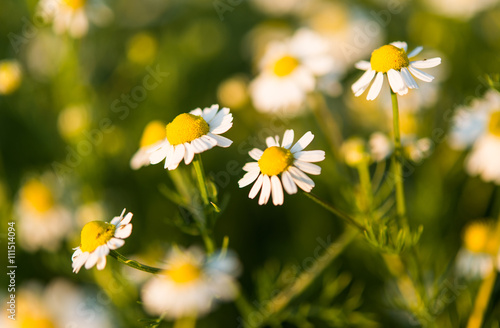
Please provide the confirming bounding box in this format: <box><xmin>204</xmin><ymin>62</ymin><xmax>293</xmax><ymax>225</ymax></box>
<box><xmin>391</xmin><ymin>41</ymin><xmax>407</xmax><ymax>52</ymax></box>
<box><xmin>293</xmin><ymin>160</ymin><xmax>322</xmax><ymax>175</ymax></box>
<box><xmin>117</xmin><ymin>212</ymin><xmax>133</xmax><ymax>227</ymax></box>
<box><xmin>281</xmin><ymin>170</ymin><xmax>297</xmax><ymax>195</ymax></box>
<box><xmin>167</xmin><ymin>144</ymin><xmax>185</xmax><ymax>170</ymax></box>
<box><xmin>291</xmin><ymin>132</ymin><xmax>314</xmax><ymax>153</ymax></box>
<box><xmin>202</xmin><ymin>104</ymin><xmax>219</xmax><ymax>122</ymax></box>
<box><xmin>209</xmin><ymin>107</ymin><xmax>230</xmax><ymax>127</ymax></box>
<box><xmin>288</xmin><ymin>166</ymin><xmax>315</xmax><ymax>192</ymax></box>
<box><xmin>410</xmin><ymin>57</ymin><xmax>441</xmax><ymax>69</ymax></box>
<box><xmin>238</xmin><ymin>169</ymin><xmax>261</xmax><ymax>188</ymax></box>
<box><xmin>266</xmin><ymin>136</ymin><xmax>279</xmax><ymax>147</ymax></box>
<box><xmin>208</xmin><ymin>133</ymin><xmax>233</xmax><ymax>148</ymax></box>
<box><xmin>115</xmin><ymin>224</ymin><xmax>133</xmax><ymax>239</ymax></box>
<box><xmin>408</xmin><ymin>66</ymin><xmax>435</xmax><ymax>82</ymax></box>
<box><xmin>72</xmin><ymin>248</ymin><xmax>83</xmax><ymax>261</ymax></box>
<box><xmin>201</xmin><ymin>135</ymin><xmax>218</xmax><ymax>148</ymax></box>
<box><xmin>249</xmin><ymin>148</ymin><xmax>264</xmax><ymax>161</ymax></box>
<box><xmin>387</xmin><ymin>69</ymin><xmax>407</xmax><ymax>95</ymax></box>
<box><xmin>367</xmin><ymin>72</ymin><xmax>384</xmax><ymax>100</ymax></box>
<box><xmin>407</xmin><ymin>46</ymin><xmax>423</xmax><ymax>58</ymax></box>
<box><xmin>249</xmin><ymin>174</ymin><xmax>264</xmax><ymax>199</ymax></box>
<box><xmin>184</xmin><ymin>142</ymin><xmax>195</xmax><ymax>164</ymax></box>
<box><xmin>149</xmin><ymin>144</ymin><xmax>170</xmax><ymax>164</ymax></box>
<box><xmin>190</xmin><ymin>108</ymin><xmax>203</xmax><ymax>116</ymax></box>
<box><xmin>281</xmin><ymin>129</ymin><xmax>294</xmax><ymax>149</ymax></box>
<box><xmin>354</xmin><ymin>82</ymin><xmax>371</xmax><ymax>97</ymax></box>
<box><xmin>191</xmin><ymin>138</ymin><xmax>207</xmax><ymax>153</ymax></box>
<box><xmin>107</xmin><ymin>238</ymin><xmax>125</xmax><ymax>250</ymax></box>
<box><xmin>96</xmin><ymin>255</ymin><xmax>107</xmax><ymax>270</ymax></box>
<box><xmin>355</xmin><ymin>60</ymin><xmax>371</xmax><ymax>70</ymax></box>
<box><xmin>351</xmin><ymin>69</ymin><xmax>376</xmax><ymax>95</ymax></box>
<box><xmin>243</xmin><ymin>162</ymin><xmax>259</xmax><ymax>172</ymax></box>
<box><xmin>84</xmin><ymin>252</ymin><xmax>99</xmax><ymax>269</ymax></box>
<box><xmin>294</xmin><ymin>150</ymin><xmax>325</xmax><ymax>162</ymax></box>
<box><xmin>72</xmin><ymin>251</ymin><xmax>89</xmax><ymax>270</ymax></box>
<box><xmin>401</xmin><ymin>67</ymin><xmax>419</xmax><ymax>89</ymax></box>
<box><xmin>258</xmin><ymin>175</ymin><xmax>271</xmax><ymax>205</ymax></box>
<box><xmin>270</xmin><ymin>175</ymin><xmax>284</xmax><ymax>206</ymax></box>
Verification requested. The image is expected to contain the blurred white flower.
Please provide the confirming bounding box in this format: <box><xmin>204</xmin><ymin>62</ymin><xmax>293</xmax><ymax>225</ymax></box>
<box><xmin>130</xmin><ymin>120</ymin><xmax>166</xmax><ymax>170</ymax></box>
<box><xmin>239</xmin><ymin>130</ymin><xmax>325</xmax><ymax>205</ymax></box>
<box><xmin>352</xmin><ymin>42</ymin><xmax>441</xmax><ymax>100</ymax></box>
<box><xmin>369</xmin><ymin>132</ymin><xmax>393</xmax><ymax>162</ymax></box>
<box><xmin>368</xmin><ymin>132</ymin><xmax>433</xmax><ymax>163</ymax></box>
<box><xmin>250</xmin><ymin>29</ymin><xmax>334</xmax><ymax>116</ymax></box>
<box><xmin>423</xmin><ymin>0</ymin><xmax>499</xmax><ymax>20</ymax></box>
<box><xmin>15</xmin><ymin>174</ymin><xmax>72</xmax><ymax>252</ymax></box>
<box><xmin>72</xmin><ymin>208</ymin><xmax>133</xmax><ymax>273</ymax></box>
<box><xmin>149</xmin><ymin>105</ymin><xmax>233</xmax><ymax>170</ymax></box>
<box><xmin>141</xmin><ymin>247</ymin><xmax>240</xmax><ymax>319</ymax></box>
<box><xmin>449</xmin><ymin>90</ymin><xmax>500</xmax><ymax>184</ymax></box>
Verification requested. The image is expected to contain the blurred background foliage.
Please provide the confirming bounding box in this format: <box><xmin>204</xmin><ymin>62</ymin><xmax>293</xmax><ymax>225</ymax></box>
<box><xmin>1</xmin><ymin>0</ymin><xmax>500</xmax><ymax>327</ymax></box>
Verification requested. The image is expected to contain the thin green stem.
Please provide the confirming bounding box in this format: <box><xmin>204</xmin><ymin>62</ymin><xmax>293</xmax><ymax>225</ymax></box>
<box><xmin>357</xmin><ymin>161</ymin><xmax>374</xmax><ymax>215</ymax></box>
<box><xmin>390</xmin><ymin>90</ymin><xmax>408</xmax><ymax>228</ymax></box>
<box><xmin>303</xmin><ymin>192</ymin><xmax>366</xmax><ymax>231</ymax></box>
<box><xmin>109</xmin><ymin>250</ymin><xmax>162</xmax><ymax>274</ymax></box>
<box><xmin>200</xmin><ymin>229</ymin><xmax>215</xmax><ymax>255</ymax></box>
<box><xmin>193</xmin><ymin>154</ymin><xmax>210</xmax><ymax>206</ymax></box>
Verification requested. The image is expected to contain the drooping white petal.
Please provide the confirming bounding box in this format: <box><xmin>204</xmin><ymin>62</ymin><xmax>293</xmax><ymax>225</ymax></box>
<box><xmin>266</xmin><ymin>136</ymin><xmax>279</xmax><ymax>147</ymax></box>
<box><xmin>281</xmin><ymin>170</ymin><xmax>297</xmax><ymax>195</ymax></box>
<box><xmin>209</xmin><ymin>133</ymin><xmax>233</xmax><ymax>148</ymax></box>
<box><xmin>201</xmin><ymin>135</ymin><xmax>218</xmax><ymax>148</ymax></box>
<box><xmin>258</xmin><ymin>175</ymin><xmax>271</xmax><ymax>205</ymax></box>
<box><xmin>107</xmin><ymin>238</ymin><xmax>125</xmax><ymax>250</ymax></box>
<box><xmin>249</xmin><ymin>148</ymin><xmax>264</xmax><ymax>161</ymax></box>
<box><xmin>209</xmin><ymin>107</ymin><xmax>230</xmax><ymax>127</ymax></box>
<box><xmin>408</xmin><ymin>66</ymin><xmax>434</xmax><ymax>82</ymax></box>
<box><xmin>281</xmin><ymin>129</ymin><xmax>294</xmax><ymax>149</ymax></box>
<box><xmin>184</xmin><ymin>142</ymin><xmax>195</xmax><ymax>164</ymax></box>
<box><xmin>242</xmin><ymin>162</ymin><xmax>259</xmax><ymax>172</ymax></box>
<box><xmin>202</xmin><ymin>104</ymin><xmax>219</xmax><ymax>122</ymax></box>
<box><xmin>354</xmin><ymin>60</ymin><xmax>371</xmax><ymax>70</ymax></box>
<box><xmin>351</xmin><ymin>69</ymin><xmax>376</xmax><ymax>95</ymax></box>
<box><xmin>407</xmin><ymin>46</ymin><xmax>423</xmax><ymax>58</ymax></box>
<box><xmin>84</xmin><ymin>252</ymin><xmax>99</xmax><ymax>269</ymax></box>
<box><xmin>115</xmin><ymin>224</ymin><xmax>133</xmax><ymax>239</ymax></box>
<box><xmin>72</xmin><ymin>248</ymin><xmax>83</xmax><ymax>261</ymax></box>
<box><xmin>117</xmin><ymin>212</ymin><xmax>133</xmax><ymax>227</ymax></box>
<box><xmin>390</xmin><ymin>41</ymin><xmax>407</xmax><ymax>52</ymax></box>
<box><xmin>367</xmin><ymin>72</ymin><xmax>384</xmax><ymax>100</ymax></box>
<box><xmin>161</xmin><ymin>144</ymin><xmax>175</xmax><ymax>169</ymax></box>
<box><xmin>293</xmin><ymin>160</ymin><xmax>322</xmax><ymax>175</ymax></box>
<box><xmin>249</xmin><ymin>174</ymin><xmax>263</xmax><ymax>199</ymax></box>
<box><xmin>294</xmin><ymin>150</ymin><xmax>325</xmax><ymax>162</ymax></box>
<box><xmin>270</xmin><ymin>175</ymin><xmax>284</xmax><ymax>206</ymax></box>
<box><xmin>291</xmin><ymin>132</ymin><xmax>314</xmax><ymax>153</ymax></box>
<box><xmin>387</xmin><ymin>69</ymin><xmax>408</xmax><ymax>95</ymax></box>
<box><xmin>288</xmin><ymin>166</ymin><xmax>315</xmax><ymax>192</ymax></box>
<box><xmin>149</xmin><ymin>144</ymin><xmax>170</xmax><ymax>165</ymax></box>
<box><xmin>210</xmin><ymin>113</ymin><xmax>233</xmax><ymax>134</ymax></box>
<box><xmin>96</xmin><ymin>256</ymin><xmax>107</xmax><ymax>270</ymax></box>
<box><xmin>238</xmin><ymin>169</ymin><xmax>261</xmax><ymax>188</ymax></box>
<box><xmin>167</xmin><ymin>144</ymin><xmax>185</xmax><ymax>170</ymax></box>
<box><xmin>401</xmin><ymin>67</ymin><xmax>419</xmax><ymax>89</ymax></box>
<box><xmin>410</xmin><ymin>57</ymin><xmax>441</xmax><ymax>69</ymax></box>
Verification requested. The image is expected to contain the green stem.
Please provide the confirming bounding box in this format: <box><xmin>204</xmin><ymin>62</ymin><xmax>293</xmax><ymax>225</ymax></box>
<box><xmin>390</xmin><ymin>90</ymin><xmax>408</xmax><ymax>228</ymax></box>
<box><xmin>109</xmin><ymin>250</ymin><xmax>162</xmax><ymax>274</ymax></box>
<box><xmin>303</xmin><ymin>192</ymin><xmax>366</xmax><ymax>231</ymax></box>
<box><xmin>193</xmin><ymin>154</ymin><xmax>210</xmax><ymax>206</ymax></box>
<box><xmin>357</xmin><ymin>161</ymin><xmax>374</xmax><ymax>215</ymax></box>
<box><xmin>200</xmin><ymin>229</ymin><xmax>215</xmax><ymax>255</ymax></box>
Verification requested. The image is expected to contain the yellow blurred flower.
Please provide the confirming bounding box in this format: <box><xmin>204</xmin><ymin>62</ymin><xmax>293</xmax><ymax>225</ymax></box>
<box><xmin>217</xmin><ymin>75</ymin><xmax>249</xmax><ymax>110</ymax></box>
<box><xmin>57</xmin><ymin>104</ymin><xmax>91</xmax><ymax>141</ymax></box>
<box><xmin>127</xmin><ymin>32</ymin><xmax>158</xmax><ymax>65</ymax></box>
<box><xmin>0</xmin><ymin>60</ymin><xmax>22</xmax><ymax>95</ymax></box>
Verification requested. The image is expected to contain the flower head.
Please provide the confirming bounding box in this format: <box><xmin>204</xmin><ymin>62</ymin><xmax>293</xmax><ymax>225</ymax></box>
<box><xmin>130</xmin><ymin>120</ymin><xmax>166</xmax><ymax>170</ymax></box>
<box><xmin>72</xmin><ymin>209</ymin><xmax>133</xmax><ymax>273</ymax></box>
<box><xmin>0</xmin><ymin>60</ymin><xmax>22</xmax><ymax>95</ymax></box>
<box><xmin>238</xmin><ymin>130</ymin><xmax>325</xmax><ymax>205</ymax></box>
<box><xmin>449</xmin><ymin>90</ymin><xmax>500</xmax><ymax>184</ymax></box>
<box><xmin>141</xmin><ymin>247</ymin><xmax>240</xmax><ymax>319</ymax></box>
<box><xmin>352</xmin><ymin>41</ymin><xmax>441</xmax><ymax>100</ymax></box>
<box><xmin>149</xmin><ymin>104</ymin><xmax>233</xmax><ymax>170</ymax></box>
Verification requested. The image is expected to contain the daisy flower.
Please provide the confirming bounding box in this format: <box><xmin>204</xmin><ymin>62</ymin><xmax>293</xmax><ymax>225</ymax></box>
<box><xmin>352</xmin><ymin>41</ymin><xmax>441</xmax><ymax>100</ymax></box>
<box><xmin>72</xmin><ymin>208</ymin><xmax>133</xmax><ymax>273</ymax></box>
<box><xmin>238</xmin><ymin>129</ymin><xmax>325</xmax><ymax>205</ymax></box>
<box><xmin>449</xmin><ymin>90</ymin><xmax>500</xmax><ymax>184</ymax></box>
<box><xmin>0</xmin><ymin>59</ymin><xmax>22</xmax><ymax>95</ymax></box>
<box><xmin>456</xmin><ymin>221</ymin><xmax>497</xmax><ymax>279</ymax></box>
<box><xmin>141</xmin><ymin>247</ymin><xmax>240</xmax><ymax>319</ymax></box>
<box><xmin>15</xmin><ymin>176</ymin><xmax>72</xmax><ymax>252</ymax></box>
<box><xmin>149</xmin><ymin>104</ymin><xmax>233</xmax><ymax>170</ymax></box>
<box><xmin>130</xmin><ymin>120</ymin><xmax>166</xmax><ymax>170</ymax></box>
<box><xmin>250</xmin><ymin>29</ymin><xmax>334</xmax><ymax>116</ymax></box>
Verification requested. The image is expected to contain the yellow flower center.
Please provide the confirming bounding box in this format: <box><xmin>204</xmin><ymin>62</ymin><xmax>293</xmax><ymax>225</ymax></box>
<box><xmin>21</xmin><ymin>179</ymin><xmax>54</xmax><ymax>213</ymax></box>
<box><xmin>80</xmin><ymin>221</ymin><xmax>116</xmax><ymax>253</ymax></box>
<box><xmin>166</xmin><ymin>261</ymin><xmax>202</xmax><ymax>284</ymax></box>
<box><xmin>140</xmin><ymin>120</ymin><xmax>166</xmax><ymax>148</ymax></box>
<box><xmin>63</xmin><ymin>0</ymin><xmax>86</xmax><ymax>9</ymax></box>
<box><xmin>488</xmin><ymin>111</ymin><xmax>500</xmax><ymax>137</ymax></box>
<box><xmin>463</xmin><ymin>222</ymin><xmax>490</xmax><ymax>253</ymax></box>
<box><xmin>258</xmin><ymin>146</ymin><xmax>294</xmax><ymax>176</ymax></box>
<box><xmin>166</xmin><ymin>113</ymin><xmax>209</xmax><ymax>146</ymax></box>
<box><xmin>370</xmin><ymin>45</ymin><xmax>409</xmax><ymax>73</ymax></box>
<box><xmin>0</xmin><ymin>61</ymin><xmax>21</xmax><ymax>95</ymax></box>
<box><xmin>20</xmin><ymin>316</ymin><xmax>56</xmax><ymax>328</ymax></box>
<box><xmin>273</xmin><ymin>55</ymin><xmax>300</xmax><ymax>77</ymax></box>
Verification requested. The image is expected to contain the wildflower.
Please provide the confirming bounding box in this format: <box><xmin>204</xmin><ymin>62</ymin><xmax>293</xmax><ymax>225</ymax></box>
<box><xmin>141</xmin><ymin>247</ymin><xmax>240</xmax><ymax>319</ymax></box>
<box><xmin>238</xmin><ymin>129</ymin><xmax>325</xmax><ymax>205</ymax></box>
<box><xmin>0</xmin><ymin>60</ymin><xmax>22</xmax><ymax>95</ymax></box>
<box><xmin>352</xmin><ymin>42</ymin><xmax>441</xmax><ymax>100</ymax></box>
<box><xmin>149</xmin><ymin>104</ymin><xmax>233</xmax><ymax>170</ymax></box>
<box><xmin>72</xmin><ymin>209</ymin><xmax>133</xmax><ymax>273</ymax></box>
<box><xmin>130</xmin><ymin>120</ymin><xmax>166</xmax><ymax>170</ymax></box>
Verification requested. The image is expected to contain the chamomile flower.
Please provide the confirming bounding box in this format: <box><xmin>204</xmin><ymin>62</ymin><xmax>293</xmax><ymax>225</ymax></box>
<box><xmin>449</xmin><ymin>90</ymin><xmax>500</xmax><ymax>184</ymax></box>
<box><xmin>141</xmin><ymin>247</ymin><xmax>240</xmax><ymax>319</ymax></box>
<box><xmin>250</xmin><ymin>29</ymin><xmax>334</xmax><ymax>116</ymax></box>
<box><xmin>352</xmin><ymin>42</ymin><xmax>441</xmax><ymax>100</ymax></box>
<box><xmin>369</xmin><ymin>132</ymin><xmax>433</xmax><ymax>163</ymax></box>
<box><xmin>0</xmin><ymin>60</ymin><xmax>22</xmax><ymax>95</ymax></box>
<box><xmin>130</xmin><ymin>120</ymin><xmax>166</xmax><ymax>170</ymax></box>
<box><xmin>456</xmin><ymin>221</ymin><xmax>497</xmax><ymax>279</ymax></box>
<box><xmin>71</xmin><ymin>209</ymin><xmax>133</xmax><ymax>273</ymax></box>
<box><xmin>15</xmin><ymin>176</ymin><xmax>72</xmax><ymax>252</ymax></box>
<box><xmin>149</xmin><ymin>104</ymin><xmax>233</xmax><ymax>170</ymax></box>
<box><xmin>238</xmin><ymin>130</ymin><xmax>325</xmax><ymax>205</ymax></box>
